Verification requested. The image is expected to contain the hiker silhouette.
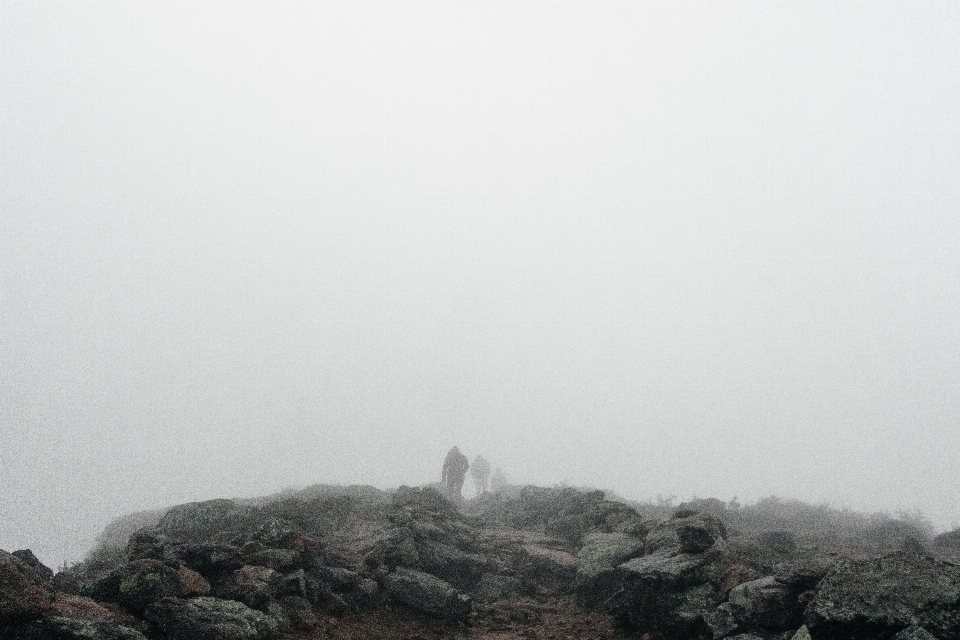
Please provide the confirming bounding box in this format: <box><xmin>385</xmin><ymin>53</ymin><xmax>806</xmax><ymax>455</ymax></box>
<box><xmin>441</xmin><ymin>446</ymin><xmax>469</xmax><ymax>500</ymax></box>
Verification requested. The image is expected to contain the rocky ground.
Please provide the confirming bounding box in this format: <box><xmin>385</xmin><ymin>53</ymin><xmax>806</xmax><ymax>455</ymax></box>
<box><xmin>3</xmin><ymin>483</ymin><xmax>960</xmax><ymax>640</ymax></box>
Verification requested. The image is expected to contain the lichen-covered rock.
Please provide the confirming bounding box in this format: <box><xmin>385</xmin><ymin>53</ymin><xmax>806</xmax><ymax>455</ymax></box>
<box><xmin>171</xmin><ymin>541</ymin><xmax>245</xmax><ymax>578</ymax></box>
<box><xmin>16</xmin><ymin>615</ymin><xmax>148</xmax><ymax>640</ymax></box>
<box><xmin>12</xmin><ymin>550</ymin><xmax>54</xmax><ymax>583</ymax></box>
<box><xmin>645</xmin><ymin>513</ymin><xmax>727</xmax><ymax>555</ymax></box>
<box><xmin>1</xmin><ymin>549</ymin><xmax>54</xmax><ymax>626</ymax></box>
<box><xmin>384</xmin><ymin>567</ymin><xmax>471</xmax><ymax>621</ymax></box>
<box><xmin>217</xmin><ymin>565</ymin><xmax>280</xmax><ymax>611</ymax></box>
<box><xmin>473</xmin><ymin>573</ymin><xmax>522</xmax><ymax>603</ymax></box>
<box><xmin>145</xmin><ymin>596</ymin><xmax>280</xmax><ymax>640</ymax></box>
<box><xmin>575</xmin><ymin>532</ymin><xmax>645</xmax><ymax>607</ymax></box>
<box><xmin>416</xmin><ymin>541</ymin><xmax>488</xmax><ymax>589</ymax></box>
<box><xmin>806</xmin><ymin>552</ymin><xmax>960</xmax><ymax>640</ymax></box>
<box><xmin>893</xmin><ymin>626</ymin><xmax>941</xmax><ymax>640</ymax></box>
<box><xmin>518</xmin><ymin>545</ymin><xmax>578</xmax><ymax>594</ymax></box>
<box><xmin>606</xmin><ymin>549</ymin><xmax>723</xmax><ymax>637</ymax></box>
<box><xmin>90</xmin><ymin>559</ymin><xmax>190</xmax><ymax>613</ymax></box>
<box><xmin>154</xmin><ymin>499</ymin><xmax>254</xmax><ymax>542</ymax></box>
<box><xmin>728</xmin><ymin>576</ymin><xmax>804</xmax><ymax>631</ymax></box>
<box><xmin>278</xmin><ymin>595</ymin><xmax>316</xmax><ymax>630</ymax></box>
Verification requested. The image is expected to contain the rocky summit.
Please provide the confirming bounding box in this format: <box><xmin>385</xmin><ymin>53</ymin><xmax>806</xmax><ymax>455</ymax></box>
<box><xmin>2</xmin><ymin>484</ymin><xmax>959</xmax><ymax>640</ymax></box>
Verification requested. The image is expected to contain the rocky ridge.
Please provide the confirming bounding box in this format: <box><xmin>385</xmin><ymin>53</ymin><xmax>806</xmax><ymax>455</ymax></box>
<box><xmin>2</xmin><ymin>484</ymin><xmax>959</xmax><ymax>640</ymax></box>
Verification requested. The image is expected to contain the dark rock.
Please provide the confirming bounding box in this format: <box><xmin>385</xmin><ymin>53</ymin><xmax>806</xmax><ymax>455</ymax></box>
<box><xmin>518</xmin><ymin>544</ymin><xmax>578</xmax><ymax>594</ymax></box>
<box><xmin>0</xmin><ymin>549</ymin><xmax>54</xmax><ymax>626</ymax></box>
<box><xmin>893</xmin><ymin>626</ymin><xmax>940</xmax><ymax>640</ymax></box>
<box><xmin>473</xmin><ymin>573</ymin><xmax>522</xmax><ymax>602</ymax></box>
<box><xmin>15</xmin><ymin>615</ymin><xmax>148</xmax><ymax>640</ymax></box>
<box><xmin>606</xmin><ymin>549</ymin><xmax>723</xmax><ymax>637</ymax></box>
<box><xmin>125</xmin><ymin>531</ymin><xmax>170</xmax><ymax>562</ymax></box>
<box><xmin>575</xmin><ymin>532</ymin><xmax>645</xmax><ymax>607</ymax></box>
<box><xmin>250</xmin><ymin>548</ymin><xmax>301</xmax><ymax>573</ymax></box>
<box><xmin>757</xmin><ymin>532</ymin><xmax>796</xmax><ymax>555</ymax></box>
<box><xmin>154</xmin><ymin>499</ymin><xmax>253</xmax><ymax>542</ymax></box>
<box><xmin>806</xmin><ymin>552</ymin><xmax>960</xmax><ymax>640</ymax></box>
<box><xmin>276</xmin><ymin>569</ymin><xmax>308</xmax><ymax>599</ymax></box>
<box><xmin>178</xmin><ymin>566</ymin><xmax>211</xmax><ymax>597</ymax></box>
<box><xmin>278</xmin><ymin>595</ymin><xmax>316</xmax><ymax>630</ymax></box>
<box><xmin>145</xmin><ymin>596</ymin><xmax>280</xmax><ymax>640</ymax></box>
<box><xmin>171</xmin><ymin>541</ymin><xmax>245</xmax><ymax>577</ymax></box>
<box><xmin>12</xmin><ymin>550</ymin><xmax>54</xmax><ymax>583</ymax></box>
<box><xmin>645</xmin><ymin>513</ymin><xmax>727</xmax><ymax>555</ymax></box>
<box><xmin>90</xmin><ymin>559</ymin><xmax>190</xmax><ymax>613</ymax></box>
<box><xmin>217</xmin><ymin>565</ymin><xmax>280</xmax><ymax>611</ymax></box>
<box><xmin>415</xmin><ymin>541</ymin><xmax>488</xmax><ymax>589</ymax></box>
<box><xmin>384</xmin><ymin>567</ymin><xmax>472</xmax><ymax>621</ymax></box>
<box><xmin>727</xmin><ymin>576</ymin><xmax>803</xmax><ymax>631</ymax></box>
<box><xmin>311</xmin><ymin>565</ymin><xmax>360</xmax><ymax>593</ymax></box>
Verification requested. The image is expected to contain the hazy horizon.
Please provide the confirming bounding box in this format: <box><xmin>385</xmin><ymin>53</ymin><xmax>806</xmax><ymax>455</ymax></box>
<box><xmin>2</xmin><ymin>0</ymin><xmax>959</xmax><ymax>569</ymax></box>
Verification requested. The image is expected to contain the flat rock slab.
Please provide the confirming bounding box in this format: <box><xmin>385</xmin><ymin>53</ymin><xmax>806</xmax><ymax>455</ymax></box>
<box><xmin>385</xmin><ymin>567</ymin><xmax>472</xmax><ymax>621</ymax></box>
<box><xmin>145</xmin><ymin>596</ymin><xmax>280</xmax><ymax>640</ymax></box>
<box><xmin>806</xmin><ymin>552</ymin><xmax>960</xmax><ymax>640</ymax></box>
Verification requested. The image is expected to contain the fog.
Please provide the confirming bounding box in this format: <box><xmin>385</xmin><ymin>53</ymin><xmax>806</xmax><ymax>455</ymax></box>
<box><xmin>2</xmin><ymin>1</ymin><xmax>959</xmax><ymax>569</ymax></box>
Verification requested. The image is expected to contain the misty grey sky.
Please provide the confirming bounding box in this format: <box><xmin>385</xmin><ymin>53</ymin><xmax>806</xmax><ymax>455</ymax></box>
<box><xmin>1</xmin><ymin>1</ymin><xmax>959</xmax><ymax>567</ymax></box>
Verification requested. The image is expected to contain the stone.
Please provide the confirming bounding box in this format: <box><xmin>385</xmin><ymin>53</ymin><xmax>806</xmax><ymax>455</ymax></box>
<box><xmin>0</xmin><ymin>549</ymin><xmax>53</xmax><ymax>626</ymax></box>
<box><xmin>575</xmin><ymin>532</ymin><xmax>645</xmax><ymax>607</ymax></box>
<box><xmin>728</xmin><ymin>576</ymin><xmax>804</xmax><ymax>630</ymax></box>
<box><xmin>217</xmin><ymin>565</ymin><xmax>280</xmax><ymax>611</ymax></box>
<box><xmin>518</xmin><ymin>545</ymin><xmax>578</xmax><ymax>593</ymax></box>
<box><xmin>90</xmin><ymin>559</ymin><xmax>190</xmax><ymax>613</ymax></box>
<box><xmin>893</xmin><ymin>626</ymin><xmax>941</xmax><ymax>640</ymax></box>
<box><xmin>145</xmin><ymin>596</ymin><xmax>280</xmax><ymax>640</ymax></box>
<box><xmin>384</xmin><ymin>567</ymin><xmax>472</xmax><ymax>621</ymax></box>
<box><xmin>806</xmin><ymin>552</ymin><xmax>960</xmax><ymax>640</ymax></box>
<box><xmin>278</xmin><ymin>595</ymin><xmax>317</xmax><ymax>630</ymax></box>
<box><xmin>645</xmin><ymin>513</ymin><xmax>727</xmax><ymax>555</ymax></box>
<box><xmin>16</xmin><ymin>615</ymin><xmax>148</xmax><ymax>640</ymax></box>
<box><xmin>606</xmin><ymin>550</ymin><xmax>722</xmax><ymax>637</ymax></box>
<box><xmin>473</xmin><ymin>573</ymin><xmax>522</xmax><ymax>603</ymax></box>
<box><xmin>12</xmin><ymin>550</ymin><xmax>54</xmax><ymax>582</ymax></box>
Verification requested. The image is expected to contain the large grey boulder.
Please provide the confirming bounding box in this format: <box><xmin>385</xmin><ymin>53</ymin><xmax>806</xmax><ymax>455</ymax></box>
<box><xmin>15</xmin><ymin>615</ymin><xmax>148</xmax><ymax>640</ymax></box>
<box><xmin>607</xmin><ymin>549</ymin><xmax>723</xmax><ymax>637</ymax></box>
<box><xmin>518</xmin><ymin>544</ymin><xmax>578</xmax><ymax>594</ymax></box>
<box><xmin>90</xmin><ymin>559</ymin><xmax>200</xmax><ymax>613</ymax></box>
<box><xmin>217</xmin><ymin>565</ymin><xmax>280</xmax><ymax>611</ymax></box>
<box><xmin>727</xmin><ymin>576</ymin><xmax>805</xmax><ymax>631</ymax></box>
<box><xmin>0</xmin><ymin>549</ymin><xmax>53</xmax><ymax>627</ymax></box>
<box><xmin>806</xmin><ymin>552</ymin><xmax>960</xmax><ymax>640</ymax></box>
<box><xmin>145</xmin><ymin>596</ymin><xmax>280</xmax><ymax>640</ymax></box>
<box><xmin>575</xmin><ymin>532</ymin><xmax>645</xmax><ymax>607</ymax></box>
<box><xmin>384</xmin><ymin>567</ymin><xmax>471</xmax><ymax>621</ymax></box>
<box><xmin>645</xmin><ymin>513</ymin><xmax>727</xmax><ymax>555</ymax></box>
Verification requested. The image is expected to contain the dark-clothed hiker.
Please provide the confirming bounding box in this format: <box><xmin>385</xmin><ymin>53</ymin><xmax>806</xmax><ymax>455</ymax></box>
<box><xmin>441</xmin><ymin>446</ymin><xmax>470</xmax><ymax>500</ymax></box>
<box><xmin>470</xmin><ymin>454</ymin><xmax>491</xmax><ymax>496</ymax></box>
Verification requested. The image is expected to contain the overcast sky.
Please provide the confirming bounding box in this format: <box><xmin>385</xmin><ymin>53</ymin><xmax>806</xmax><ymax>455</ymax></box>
<box><xmin>2</xmin><ymin>1</ymin><xmax>959</xmax><ymax>568</ymax></box>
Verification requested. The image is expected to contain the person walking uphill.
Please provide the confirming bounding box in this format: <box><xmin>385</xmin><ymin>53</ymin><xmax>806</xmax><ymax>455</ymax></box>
<box><xmin>441</xmin><ymin>446</ymin><xmax>470</xmax><ymax>500</ymax></box>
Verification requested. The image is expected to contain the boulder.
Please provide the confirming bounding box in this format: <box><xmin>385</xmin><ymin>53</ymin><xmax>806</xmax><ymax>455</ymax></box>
<box><xmin>893</xmin><ymin>627</ymin><xmax>941</xmax><ymax>640</ymax></box>
<box><xmin>145</xmin><ymin>596</ymin><xmax>280</xmax><ymax>640</ymax></box>
<box><xmin>154</xmin><ymin>499</ymin><xmax>253</xmax><ymax>542</ymax></box>
<box><xmin>575</xmin><ymin>532</ymin><xmax>645</xmax><ymax>607</ymax></box>
<box><xmin>217</xmin><ymin>565</ymin><xmax>280</xmax><ymax>611</ymax></box>
<box><xmin>473</xmin><ymin>573</ymin><xmax>522</xmax><ymax>603</ymax></box>
<box><xmin>171</xmin><ymin>541</ymin><xmax>245</xmax><ymax>577</ymax></box>
<box><xmin>415</xmin><ymin>541</ymin><xmax>488</xmax><ymax>589</ymax></box>
<box><xmin>806</xmin><ymin>552</ymin><xmax>960</xmax><ymax>640</ymax></box>
<box><xmin>249</xmin><ymin>548</ymin><xmax>301</xmax><ymax>573</ymax></box>
<box><xmin>278</xmin><ymin>595</ymin><xmax>317</xmax><ymax>630</ymax></box>
<box><xmin>12</xmin><ymin>550</ymin><xmax>54</xmax><ymax>582</ymax></box>
<box><xmin>518</xmin><ymin>544</ymin><xmax>578</xmax><ymax>593</ymax></box>
<box><xmin>606</xmin><ymin>549</ymin><xmax>723</xmax><ymax>637</ymax></box>
<box><xmin>645</xmin><ymin>513</ymin><xmax>727</xmax><ymax>555</ymax></box>
<box><xmin>15</xmin><ymin>615</ymin><xmax>148</xmax><ymax>640</ymax></box>
<box><xmin>384</xmin><ymin>567</ymin><xmax>472</xmax><ymax>621</ymax></box>
<box><xmin>125</xmin><ymin>531</ymin><xmax>171</xmax><ymax>562</ymax></box>
<box><xmin>727</xmin><ymin>576</ymin><xmax>804</xmax><ymax>631</ymax></box>
<box><xmin>0</xmin><ymin>549</ymin><xmax>53</xmax><ymax>626</ymax></box>
<box><xmin>90</xmin><ymin>559</ymin><xmax>191</xmax><ymax>613</ymax></box>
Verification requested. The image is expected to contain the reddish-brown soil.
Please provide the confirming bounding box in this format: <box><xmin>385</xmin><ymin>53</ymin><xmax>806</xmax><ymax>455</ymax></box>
<box><xmin>291</xmin><ymin>595</ymin><xmax>634</xmax><ymax>640</ymax></box>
